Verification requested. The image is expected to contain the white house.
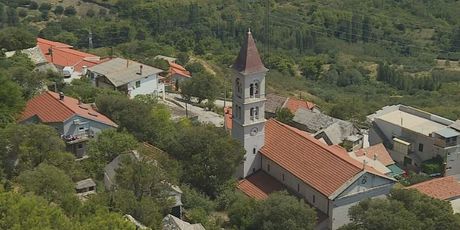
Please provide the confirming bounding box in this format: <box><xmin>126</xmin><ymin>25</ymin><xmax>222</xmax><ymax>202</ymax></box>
<box><xmin>88</xmin><ymin>57</ymin><xmax>165</xmax><ymax>99</ymax></box>
<box><xmin>231</xmin><ymin>30</ymin><xmax>396</xmax><ymax>230</ymax></box>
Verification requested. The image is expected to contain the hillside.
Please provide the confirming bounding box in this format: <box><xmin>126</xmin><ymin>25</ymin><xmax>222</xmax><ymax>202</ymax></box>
<box><xmin>1</xmin><ymin>0</ymin><xmax>460</xmax><ymax>122</ymax></box>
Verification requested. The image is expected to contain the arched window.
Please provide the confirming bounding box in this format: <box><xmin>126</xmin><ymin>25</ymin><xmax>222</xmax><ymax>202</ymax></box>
<box><xmin>254</xmin><ymin>81</ymin><xmax>260</xmax><ymax>98</ymax></box>
<box><xmin>250</xmin><ymin>107</ymin><xmax>255</xmax><ymax>120</ymax></box>
<box><xmin>253</xmin><ymin>148</ymin><xmax>256</xmax><ymax>154</ymax></box>
<box><xmin>255</xmin><ymin>106</ymin><xmax>259</xmax><ymax>119</ymax></box>
<box><xmin>249</xmin><ymin>83</ymin><xmax>254</xmax><ymax>97</ymax></box>
<box><xmin>235</xmin><ymin>78</ymin><xmax>242</xmax><ymax>96</ymax></box>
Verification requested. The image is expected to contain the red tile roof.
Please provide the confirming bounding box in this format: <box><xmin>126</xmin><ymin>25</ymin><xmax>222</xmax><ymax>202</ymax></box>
<box><xmin>19</xmin><ymin>91</ymin><xmax>117</xmax><ymax>127</ymax></box>
<box><xmin>37</xmin><ymin>38</ymin><xmax>102</xmax><ymax>72</ymax></box>
<box><xmin>285</xmin><ymin>98</ymin><xmax>316</xmax><ymax>113</ymax></box>
<box><xmin>237</xmin><ymin>170</ymin><xmax>285</xmax><ymax>200</ymax></box>
<box><xmin>355</xmin><ymin>144</ymin><xmax>395</xmax><ymax>166</ymax></box>
<box><xmin>261</xmin><ymin>119</ymin><xmax>389</xmax><ymax>197</ymax></box>
<box><xmin>169</xmin><ymin>62</ymin><xmax>191</xmax><ymax>78</ymax></box>
<box><xmin>407</xmin><ymin>176</ymin><xmax>460</xmax><ymax>200</ymax></box>
<box><xmin>232</xmin><ymin>31</ymin><xmax>267</xmax><ymax>75</ymax></box>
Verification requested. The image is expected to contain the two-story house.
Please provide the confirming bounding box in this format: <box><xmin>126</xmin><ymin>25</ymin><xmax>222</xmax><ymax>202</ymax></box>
<box><xmin>367</xmin><ymin>105</ymin><xmax>460</xmax><ymax>176</ymax></box>
<box><xmin>88</xmin><ymin>57</ymin><xmax>165</xmax><ymax>99</ymax></box>
<box><xmin>19</xmin><ymin>91</ymin><xmax>118</xmax><ymax>158</ymax></box>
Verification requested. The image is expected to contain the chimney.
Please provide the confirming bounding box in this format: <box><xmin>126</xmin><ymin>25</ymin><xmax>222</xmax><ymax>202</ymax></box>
<box><xmin>59</xmin><ymin>92</ymin><xmax>64</xmax><ymax>100</ymax></box>
<box><xmin>139</xmin><ymin>65</ymin><xmax>143</xmax><ymax>75</ymax></box>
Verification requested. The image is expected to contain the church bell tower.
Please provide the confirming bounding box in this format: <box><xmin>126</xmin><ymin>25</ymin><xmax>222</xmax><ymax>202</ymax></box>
<box><xmin>232</xmin><ymin>29</ymin><xmax>268</xmax><ymax>178</ymax></box>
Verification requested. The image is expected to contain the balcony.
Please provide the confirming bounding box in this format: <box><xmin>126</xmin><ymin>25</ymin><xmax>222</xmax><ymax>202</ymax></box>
<box><xmin>62</xmin><ymin>132</ymin><xmax>91</xmax><ymax>144</ymax></box>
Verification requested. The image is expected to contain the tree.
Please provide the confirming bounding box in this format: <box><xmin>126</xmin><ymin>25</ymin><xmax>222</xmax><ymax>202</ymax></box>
<box><xmin>228</xmin><ymin>191</ymin><xmax>317</xmax><ymax>230</ymax></box>
<box><xmin>167</xmin><ymin>125</ymin><xmax>245</xmax><ymax>196</ymax></box>
<box><xmin>9</xmin><ymin>66</ymin><xmax>46</xmax><ymax>99</ymax></box>
<box><xmin>176</xmin><ymin>52</ymin><xmax>190</xmax><ymax>66</ymax></box>
<box><xmin>301</xmin><ymin>57</ymin><xmax>323</xmax><ymax>80</ymax></box>
<box><xmin>17</xmin><ymin>164</ymin><xmax>75</xmax><ymax>205</ymax></box>
<box><xmin>64</xmin><ymin>6</ymin><xmax>77</xmax><ymax>16</ymax></box>
<box><xmin>180</xmin><ymin>72</ymin><xmax>220</xmax><ymax>104</ymax></box>
<box><xmin>86</xmin><ymin>9</ymin><xmax>95</xmax><ymax>18</ymax></box>
<box><xmin>341</xmin><ymin>189</ymin><xmax>460</xmax><ymax>230</ymax></box>
<box><xmin>54</xmin><ymin>5</ymin><xmax>64</xmax><ymax>15</ymax></box>
<box><xmin>275</xmin><ymin>107</ymin><xmax>294</xmax><ymax>124</ymax></box>
<box><xmin>0</xmin><ymin>74</ymin><xmax>24</xmax><ymax>126</ymax></box>
<box><xmin>0</xmin><ymin>124</ymin><xmax>65</xmax><ymax>177</ymax></box>
<box><xmin>29</xmin><ymin>1</ymin><xmax>38</xmax><ymax>10</ymax></box>
<box><xmin>0</xmin><ymin>192</ymin><xmax>73</xmax><ymax>229</ymax></box>
<box><xmin>86</xmin><ymin>129</ymin><xmax>138</xmax><ymax>178</ymax></box>
<box><xmin>0</xmin><ymin>27</ymin><xmax>36</xmax><ymax>51</ymax></box>
<box><xmin>6</xmin><ymin>7</ymin><xmax>19</xmax><ymax>26</ymax></box>
<box><xmin>79</xmin><ymin>208</ymin><xmax>135</xmax><ymax>229</ymax></box>
<box><xmin>38</xmin><ymin>3</ymin><xmax>52</xmax><ymax>12</ymax></box>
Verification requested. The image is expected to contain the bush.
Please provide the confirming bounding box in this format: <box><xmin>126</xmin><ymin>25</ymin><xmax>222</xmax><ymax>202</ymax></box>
<box><xmin>54</xmin><ymin>5</ymin><xmax>64</xmax><ymax>15</ymax></box>
<box><xmin>64</xmin><ymin>6</ymin><xmax>77</xmax><ymax>16</ymax></box>
<box><xmin>421</xmin><ymin>155</ymin><xmax>444</xmax><ymax>175</ymax></box>
<box><xmin>38</xmin><ymin>3</ymin><xmax>51</xmax><ymax>12</ymax></box>
<box><xmin>28</xmin><ymin>1</ymin><xmax>38</xmax><ymax>10</ymax></box>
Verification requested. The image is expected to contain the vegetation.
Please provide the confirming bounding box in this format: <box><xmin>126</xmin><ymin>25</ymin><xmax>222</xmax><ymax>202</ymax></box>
<box><xmin>340</xmin><ymin>189</ymin><xmax>460</xmax><ymax>230</ymax></box>
<box><xmin>0</xmin><ymin>0</ymin><xmax>460</xmax><ymax>228</ymax></box>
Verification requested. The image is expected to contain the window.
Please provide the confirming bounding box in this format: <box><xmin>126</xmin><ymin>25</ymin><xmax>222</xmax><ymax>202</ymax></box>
<box><xmin>135</xmin><ymin>80</ymin><xmax>141</xmax><ymax>88</ymax></box>
<box><xmin>250</xmin><ymin>108</ymin><xmax>255</xmax><ymax>120</ymax></box>
<box><xmin>77</xmin><ymin>144</ymin><xmax>83</xmax><ymax>149</ymax></box>
<box><xmin>78</xmin><ymin>127</ymin><xmax>85</xmax><ymax>131</ymax></box>
<box><xmin>267</xmin><ymin>164</ymin><xmax>270</xmax><ymax>172</ymax></box>
<box><xmin>255</xmin><ymin>107</ymin><xmax>259</xmax><ymax>119</ymax></box>
<box><xmin>250</xmin><ymin>83</ymin><xmax>254</xmax><ymax>97</ymax></box>
<box><xmin>418</xmin><ymin>143</ymin><xmax>424</xmax><ymax>152</ymax></box>
<box><xmin>313</xmin><ymin>195</ymin><xmax>316</xmax><ymax>203</ymax></box>
<box><xmin>236</xmin><ymin>78</ymin><xmax>242</xmax><ymax>95</ymax></box>
<box><xmin>253</xmin><ymin>148</ymin><xmax>256</xmax><ymax>154</ymax></box>
<box><xmin>297</xmin><ymin>184</ymin><xmax>300</xmax><ymax>192</ymax></box>
<box><xmin>282</xmin><ymin>173</ymin><xmax>285</xmax><ymax>181</ymax></box>
<box><xmin>254</xmin><ymin>82</ymin><xmax>260</xmax><ymax>97</ymax></box>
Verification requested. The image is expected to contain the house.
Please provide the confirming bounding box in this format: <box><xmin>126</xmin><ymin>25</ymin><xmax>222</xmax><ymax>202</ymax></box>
<box><xmin>162</xmin><ymin>214</ymin><xmax>205</xmax><ymax>230</ymax></box>
<box><xmin>265</xmin><ymin>93</ymin><xmax>317</xmax><ymax>118</ymax></box>
<box><xmin>88</xmin><ymin>57</ymin><xmax>165</xmax><ymax>99</ymax></box>
<box><xmin>166</xmin><ymin>62</ymin><xmax>191</xmax><ymax>90</ymax></box>
<box><xmin>314</xmin><ymin>121</ymin><xmax>363</xmax><ymax>151</ymax></box>
<box><xmin>103</xmin><ymin>144</ymin><xmax>183</xmax><ymax>218</ymax></box>
<box><xmin>230</xmin><ymin>30</ymin><xmax>396</xmax><ymax>230</ymax></box>
<box><xmin>37</xmin><ymin>38</ymin><xmax>103</xmax><ymax>81</ymax></box>
<box><xmin>18</xmin><ymin>91</ymin><xmax>117</xmax><ymax>158</ymax></box>
<box><xmin>407</xmin><ymin>176</ymin><xmax>460</xmax><ymax>213</ymax></box>
<box><xmin>350</xmin><ymin>144</ymin><xmax>405</xmax><ymax>177</ymax></box>
<box><xmin>75</xmin><ymin>178</ymin><xmax>96</xmax><ymax>199</ymax></box>
<box><xmin>367</xmin><ymin>105</ymin><xmax>460</xmax><ymax>176</ymax></box>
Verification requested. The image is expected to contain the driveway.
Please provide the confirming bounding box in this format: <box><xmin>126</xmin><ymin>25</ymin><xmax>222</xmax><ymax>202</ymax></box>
<box><xmin>164</xmin><ymin>93</ymin><xmax>224</xmax><ymax>127</ymax></box>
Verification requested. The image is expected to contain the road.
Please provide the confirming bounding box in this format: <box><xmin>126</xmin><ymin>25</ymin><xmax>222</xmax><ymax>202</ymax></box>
<box><xmin>164</xmin><ymin>92</ymin><xmax>225</xmax><ymax>127</ymax></box>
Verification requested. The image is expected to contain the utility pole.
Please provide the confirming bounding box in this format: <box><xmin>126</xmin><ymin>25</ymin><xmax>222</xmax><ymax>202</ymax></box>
<box><xmin>88</xmin><ymin>30</ymin><xmax>93</xmax><ymax>49</ymax></box>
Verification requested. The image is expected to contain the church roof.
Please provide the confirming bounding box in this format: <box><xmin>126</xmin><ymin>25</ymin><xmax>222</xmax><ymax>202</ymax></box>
<box><xmin>261</xmin><ymin>119</ymin><xmax>393</xmax><ymax>198</ymax></box>
<box><xmin>232</xmin><ymin>30</ymin><xmax>267</xmax><ymax>75</ymax></box>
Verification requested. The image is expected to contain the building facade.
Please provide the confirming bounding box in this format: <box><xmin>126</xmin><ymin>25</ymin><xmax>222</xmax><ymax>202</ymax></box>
<box><xmin>88</xmin><ymin>58</ymin><xmax>165</xmax><ymax>99</ymax></box>
<box><xmin>367</xmin><ymin>105</ymin><xmax>460</xmax><ymax>176</ymax></box>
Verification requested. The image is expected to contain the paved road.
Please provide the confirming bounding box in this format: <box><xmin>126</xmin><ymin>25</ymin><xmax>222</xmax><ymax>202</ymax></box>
<box><xmin>164</xmin><ymin>93</ymin><xmax>224</xmax><ymax>127</ymax></box>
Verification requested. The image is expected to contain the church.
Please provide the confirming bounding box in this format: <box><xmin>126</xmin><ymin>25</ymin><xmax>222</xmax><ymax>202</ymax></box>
<box><xmin>229</xmin><ymin>30</ymin><xmax>397</xmax><ymax>230</ymax></box>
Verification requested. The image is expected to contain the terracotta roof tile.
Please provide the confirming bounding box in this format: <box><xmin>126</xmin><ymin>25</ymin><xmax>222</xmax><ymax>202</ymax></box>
<box><xmin>19</xmin><ymin>91</ymin><xmax>117</xmax><ymax>127</ymax></box>
<box><xmin>37</xmin><ymin>38</ymin><xmax>101</xmax><ymax>72</ymax></box>
<box><xmin>355</xmin><ymin>144</ymin><xmax>395</xmax><ymax>166</ymax></box>
<box><xmin>407</xmin><ymin>176</ymin><xmax>460</xmax><ymax>200</ymax></box>
<box><xmin>232</xmin><ymin>31</ymin><xmax>267</xmax><ymax>75</ymax></box>
<box><xmin>237</xmin><ymin>170</ymin><xmax>285</xmax><ymax>200</ymax></box>
<box><xmin>169</xmin><ymin>62</ymin><xmax>191</xmax><ymax>78</ymax></box>
<box><xmin>261</xmin><ymin>119</ymin><xmax>388</xmax><ymax>197</ymax></box>
<box><xmin>285</xmin><ymin>98</ymin><xmax>316</xmax><ymax>113</ymax></box>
